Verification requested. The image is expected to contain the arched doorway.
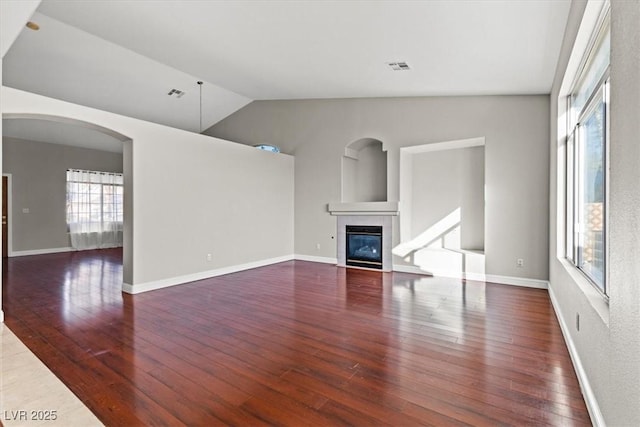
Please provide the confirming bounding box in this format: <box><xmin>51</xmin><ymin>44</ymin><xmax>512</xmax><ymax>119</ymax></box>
<box><xmin>1</xmin><ymin>114</ymin><xmax>133</xmax><ymax>319</ymax></box>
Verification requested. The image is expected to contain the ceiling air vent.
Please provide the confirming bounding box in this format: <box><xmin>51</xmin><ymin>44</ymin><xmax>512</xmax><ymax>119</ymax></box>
<box><xmin>168</xmin><ymin>88</ymin><xmax>185</xmax><ymax>98</ymax></box>
<box><xmin>387</xmin><ymin>62</ymin><xmax>410</xmax><ymax>71</ymax></box>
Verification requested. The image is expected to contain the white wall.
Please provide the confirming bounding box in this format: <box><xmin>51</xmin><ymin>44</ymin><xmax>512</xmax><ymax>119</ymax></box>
<box><xmin>208</xmin><ymin>95</ymin><xmax>549</xmax><ymax>281</ymax></box>
<box><xmin>549</xmin><ymin>0</ymin><xmax>640</xmax><ymax>425</ymax></box>
<box><xmin>2</xmin><ymin>87</ymin><xmax>295</xmax><ymax>293</ymax></box>
<box><xmin>2</xmin><ymin>136</ymin><xmax>123</xmax><ymax>253</ymax></box>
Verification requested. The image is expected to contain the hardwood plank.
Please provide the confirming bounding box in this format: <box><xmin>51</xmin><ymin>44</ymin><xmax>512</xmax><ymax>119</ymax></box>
<box><xmin>2</xmin><ymin>250</ymin><xmax>591</xmax><ymax>426</ymax></box>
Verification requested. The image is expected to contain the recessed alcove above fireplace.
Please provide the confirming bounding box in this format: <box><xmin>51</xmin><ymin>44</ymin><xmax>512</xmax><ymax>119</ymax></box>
<box><xmin>341</xmin><ymin>138</ymin><xmax>387</xmax><ymax>203</ymax></box>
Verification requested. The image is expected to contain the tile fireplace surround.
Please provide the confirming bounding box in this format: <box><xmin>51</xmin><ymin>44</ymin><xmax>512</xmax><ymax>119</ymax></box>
<box><xmin>328</xmin><ymin>202</ymin><xmax>399</xmax><ymax>272</ymax></box>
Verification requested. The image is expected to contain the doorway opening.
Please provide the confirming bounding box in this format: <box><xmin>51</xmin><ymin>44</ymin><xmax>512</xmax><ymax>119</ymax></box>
<box><xmin>1</xmin><ymin>115</ymin><xmax>132</xmax><ymax>293</ymax></box>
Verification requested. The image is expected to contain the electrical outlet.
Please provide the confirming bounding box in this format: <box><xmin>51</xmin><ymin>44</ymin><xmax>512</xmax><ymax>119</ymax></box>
<box><xmin>576</xmin><ymin>313</ymin><xmax>580</xmax><ymax>331</ymax></box>
<box><xmin>206</xmin><ymin>253</ymin><xmax>212</xmax><ymax>262</ymax></box>
<box><xmin>316</xmin><ymin>243</ymin><xmax>321</xmax><ymax>250</ymax></box>
<box><xmin>516</xmin><ymin>258</ymin><xmax>524</xmax><ymax>268</ymax></box>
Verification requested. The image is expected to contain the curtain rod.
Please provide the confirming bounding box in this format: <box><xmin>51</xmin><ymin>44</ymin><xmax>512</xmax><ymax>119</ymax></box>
<box><xmin>67</xmin><ymin>169</ymin><xmax>122</xmax><ymax>175</ymax></box>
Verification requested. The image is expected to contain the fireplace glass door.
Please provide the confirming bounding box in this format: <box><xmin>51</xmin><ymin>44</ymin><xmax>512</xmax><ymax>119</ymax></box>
<box><xmin>346</xmin><ymin>225</ymin><xmax>383</xmax><ymax>269</ymax></box>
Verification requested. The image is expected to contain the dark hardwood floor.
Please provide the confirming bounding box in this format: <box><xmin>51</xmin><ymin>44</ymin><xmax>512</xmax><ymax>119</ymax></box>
<box><xmin>2</xmin><ymin>249</ymin><xmax>591</xmax><ymax>426</ymax></box>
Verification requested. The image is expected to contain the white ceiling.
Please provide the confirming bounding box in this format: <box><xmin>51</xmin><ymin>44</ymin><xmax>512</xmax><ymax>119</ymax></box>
<box><xmin>2</xmin><ymin>11</ymin><xmax>251</xmax><ymax>134</ymax></box>
<box><xmin>2</xmin><ymin>0</ymin><xmax>571</xmax><ymax>142</ymax></box>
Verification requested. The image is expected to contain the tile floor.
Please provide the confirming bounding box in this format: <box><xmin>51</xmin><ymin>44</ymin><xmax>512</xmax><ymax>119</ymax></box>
<box><xmin>0</xmin><ymin>323</ymin><xmax>102</xmax><ymax>427</ymax></box>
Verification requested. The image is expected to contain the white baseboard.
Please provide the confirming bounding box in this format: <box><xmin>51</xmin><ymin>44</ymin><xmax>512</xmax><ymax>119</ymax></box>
<box><xmin>392</xmin><ymin>264</ymin><xmax>549</xmax><ymax>289</ymax></box>
<box><xmin>483</xmin><ymin>273</ymin><xmax>549</xmax><ymax>289</ymax></box>
<box><xmin>0</xmin><ymin>309</ymin><xmax>4</xmax><ymax>323</ymax></box>
<box><xmin>122</xmin><ymin>255</ymin><xmax>295</xmax><ymax>294</ymax></box>
<box><xmin>121</xmin><ymin>255</ymin><xmax>549</xmax><ymax>294</ymax></box>
<box><xmin>294</xmin><ymin>254</ymin><xmax>338</xmax><ymax>264</ymax></box>
<box><xmin>548</xmin><ymin>284</ymin><xmax>604</xmax><ymax>427</ymax></box>
<box><xmin>9</xmin><ymin>247</ymin><xmax>75</xmax><ymax>257</ymax></box>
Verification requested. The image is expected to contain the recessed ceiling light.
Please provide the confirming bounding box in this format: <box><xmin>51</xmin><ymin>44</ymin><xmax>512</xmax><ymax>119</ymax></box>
<box><xmin>26</xmin><ymin>21</ymin><xmax>40</xmax><ymax>31</ymax></box>
<box><xmin>387</xmin><ymin>62</ymin><xmax>410</xmax><ymax>71</ymax></box>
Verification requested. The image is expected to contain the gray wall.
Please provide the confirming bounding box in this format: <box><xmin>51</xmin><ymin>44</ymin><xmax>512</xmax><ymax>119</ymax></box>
<box><xmin>411</xmin><ymin>146</ymin><xmax>484</xmax><ymax>251</ymax></box>
<box><xmin>2</xmin><ymin>137</ymin><xmax>123</xmax><ymax>252</ymax></box>
<box><xmin>208</xmin><ymin>95</ymin><xmax>549</xmax><ymax>280</ymax></box>
<box><xmin>341</xmin><ymin>140</ymin><xmax>388</xmax><ymax>203</ymax></box>
<box><xmin>549</xmin><ymin>0</ymin><xmax>640</xmax><ymax>425</ymax></box>
<box><xmin>353</xmin><ymin>141</ymin><xmax>387</xmax><ymax>202</ymax></box>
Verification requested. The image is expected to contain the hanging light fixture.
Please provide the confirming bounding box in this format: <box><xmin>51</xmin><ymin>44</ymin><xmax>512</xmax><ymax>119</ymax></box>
<box><xmin>197</xmin><ymin>80</ymin><xmax>203</xmax><ymax>133</ymax></box>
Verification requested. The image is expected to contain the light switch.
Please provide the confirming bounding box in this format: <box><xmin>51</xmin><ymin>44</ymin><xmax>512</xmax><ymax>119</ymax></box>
<box><xmin>22</xmin><ymin>208</ymin><xmax>30</xmax><ymax>214</ymax></box>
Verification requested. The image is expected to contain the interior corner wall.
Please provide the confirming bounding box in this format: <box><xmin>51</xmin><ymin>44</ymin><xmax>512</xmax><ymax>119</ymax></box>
<box><xmin>2</xmin><ymin>137</ymin><xmax>123</xmax><ymax>253</ymax></box>
<box><xmin>209</xmin><ymin>95</ymin><xmax>549</xmax><ymax>281</ymax></box>
<box><xmin>2</xmin><ymin>87</ymin><xmax>294</xmax><ymax>290</ymax></box>
<box><xmin>548</xmin><ymin>0</ymin><xmax>640</xmax><ymax>425</ymax></box>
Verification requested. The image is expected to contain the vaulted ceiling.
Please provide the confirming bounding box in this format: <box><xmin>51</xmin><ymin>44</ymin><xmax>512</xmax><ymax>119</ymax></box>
<box><xmin>3</xmin><ymin>0</ymin><xmax>571</xmax><ymax>138</ymax></box>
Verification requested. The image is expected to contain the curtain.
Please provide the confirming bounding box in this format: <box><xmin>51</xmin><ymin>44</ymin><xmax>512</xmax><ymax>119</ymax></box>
<box><xmin>66</xmin><ymin>169</ymin><xmax>124</xmax><ymax>250</ymax></box>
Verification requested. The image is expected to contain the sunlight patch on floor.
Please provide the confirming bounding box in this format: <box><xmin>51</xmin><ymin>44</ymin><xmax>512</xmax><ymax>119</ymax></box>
<box><xmin>0</xmin><ymin>324</ymin><xmax>102</xmax><ymax>426</ymax></box>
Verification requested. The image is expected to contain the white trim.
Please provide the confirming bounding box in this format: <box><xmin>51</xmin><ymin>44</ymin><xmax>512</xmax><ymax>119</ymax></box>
<box><xmin>327</xmin><ymin>201</ymin><xmax>399</xmax><ymax>216</ymax></box>
<box><xmin>0</xmin><ymin>310</ymin><xmax>4</xmax><ymax>323</ymax></box>
<box><xmin>560</xmin><ymin>0</ymin><xmax>611</xmax><ymax>97</ymax></box>
<box><xmin>294</xmin><ymin>254</ymin><xmax>337</xmax><ymax>264</ymax></box>
<box><xmin>548</xmin><ymin>284</ymin><xmax>604</xmax><ymax>427</ymax></box>
<box><xmin>10</xmin><ymin>246</ymin><xmax>75</xmax><ymax>257</ymax></box>
<box><xmin>483</xmin><ymin>274</ymin><xmax>549</xmax><ymax>289</ymax></box>
<box><xmin>392</xmin><ymin>264</ymin><xmax>549</xmax><ymax>289</ymax></box>
<box><xmin>122</xmin><ymin>255</ymin><xmax>295</xmax><ymax>294</ymax></box>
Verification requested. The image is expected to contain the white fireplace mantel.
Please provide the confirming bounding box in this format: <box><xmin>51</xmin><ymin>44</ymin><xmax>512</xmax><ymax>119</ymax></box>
<box><xmin>327</xmin><ymin>201</ymin><xmax>399</xmax><ymax>216</ymax></box>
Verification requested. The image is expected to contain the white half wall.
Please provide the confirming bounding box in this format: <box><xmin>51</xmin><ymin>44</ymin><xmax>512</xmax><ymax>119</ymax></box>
<box><xmin>1</xmin><ymin>86</ymin><xmax>294</xmax><ymax>292</ymax></box>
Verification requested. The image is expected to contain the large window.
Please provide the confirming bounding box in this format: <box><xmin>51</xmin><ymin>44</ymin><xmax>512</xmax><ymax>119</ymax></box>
<box><xmin>66</xmin><ymin>169</ymin><xmax>123</xmax><ymax>250</ymax></box>
<box><xmin>566</xmin><ymin>11</ymin><xmax>610</xmax><ymax>295</ymax></box>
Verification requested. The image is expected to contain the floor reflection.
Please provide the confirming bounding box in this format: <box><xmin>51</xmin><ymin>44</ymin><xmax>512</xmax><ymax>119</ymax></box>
<box><xmin>2</xmin><ymin>255</ymin><xmax>591</xmax><ymax>425</ymax></box>
<box><xmin>2</xmin><ymin>248</ymin><xmax>140</xmax><ymax>422</ymax></box>
<box><xmin>62</xmin><ymin>249</ymin><xmax>124</xmax><ymax>324</ymax></box>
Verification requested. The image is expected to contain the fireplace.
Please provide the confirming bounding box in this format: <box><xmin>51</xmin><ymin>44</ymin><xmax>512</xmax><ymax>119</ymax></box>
<box><xmin>346</xmin><ymin>225</ymin><xmax>383</xmax><ymax>270</ymax></box>
<box><xmin>329</xmin><ymin>204</ymin><xmax>397</xmax><ymax>272</ymax></box>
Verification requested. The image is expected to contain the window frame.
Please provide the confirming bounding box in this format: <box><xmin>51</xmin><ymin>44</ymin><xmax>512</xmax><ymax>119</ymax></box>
<box><xmin>66</xmin><ymin>170</ymin><xmax>124</xmax><ymax>232</ymax></box>
<box><xmin>565</xmin><ymin>9</ymin><xmax>610</xmax><ymax>298</ymax></box>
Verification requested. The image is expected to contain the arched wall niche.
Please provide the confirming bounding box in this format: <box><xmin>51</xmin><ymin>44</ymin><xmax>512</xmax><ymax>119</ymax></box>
<box><xmin>341</xmin><ymin>138</ymin><xmax>387</xmax><ymax>203</ymax></box>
